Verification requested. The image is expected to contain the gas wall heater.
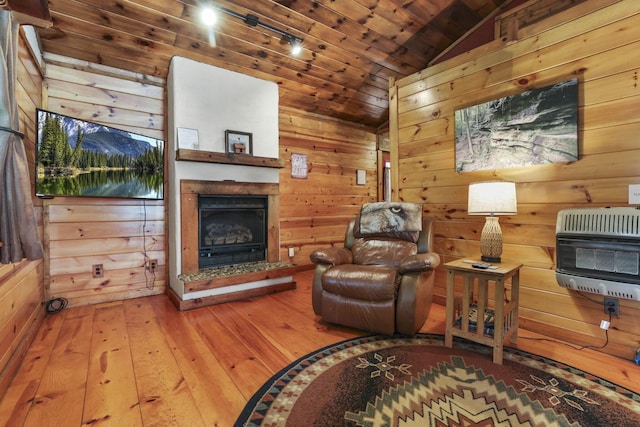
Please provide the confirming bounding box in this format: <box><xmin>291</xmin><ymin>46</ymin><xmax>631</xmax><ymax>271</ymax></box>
<box><xmin>555</xmin><ymin>207</ymin><xmax>640</xmax><ymax>301</ymax></box>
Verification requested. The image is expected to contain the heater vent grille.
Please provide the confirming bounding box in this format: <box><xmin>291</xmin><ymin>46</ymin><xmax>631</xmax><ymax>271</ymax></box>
<box><xmin>573</xmin><ymin>283</ymin><xmax>602</xmax><ymax>295</ymax></box>
<box><xmin>556</xmin><ymin>207</ymin><xmax>640</xmax><ymax>237</ymax></box>
<box><xmin>555</xmin><ymin>207</ymin><xmax>640</xmax><ymax>301</ymax></box>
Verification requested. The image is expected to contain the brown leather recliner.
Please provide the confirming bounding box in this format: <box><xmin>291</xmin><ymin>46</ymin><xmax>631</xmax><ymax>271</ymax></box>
<box><xmin>310</xmin><ymin>202</ymin><xmax>440</xmax><ymax>336</ymax></box>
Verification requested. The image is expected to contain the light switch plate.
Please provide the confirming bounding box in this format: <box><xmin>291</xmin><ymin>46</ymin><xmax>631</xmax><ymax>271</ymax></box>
<box><xmin>629</xmin><ymin>184</ymin><xmax>640</xmax><ymax>204</ymax></box>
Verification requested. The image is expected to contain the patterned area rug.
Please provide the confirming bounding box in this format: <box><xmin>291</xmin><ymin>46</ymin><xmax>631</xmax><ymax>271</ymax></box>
<box><xmin>235</xmin><ymin>334</ymin><xmax>640</xmax><ymax>426</ymax></box>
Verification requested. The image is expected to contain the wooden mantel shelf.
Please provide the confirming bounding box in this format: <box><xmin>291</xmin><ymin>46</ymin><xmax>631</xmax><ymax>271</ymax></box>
<box><xmin>176</xmin><ymin>148</ymin><xmax>285</xmax><ymax>168</ymax></box>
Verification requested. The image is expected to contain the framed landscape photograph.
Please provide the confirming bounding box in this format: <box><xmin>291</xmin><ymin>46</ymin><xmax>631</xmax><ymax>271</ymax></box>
<box><xmin>35</xmin><ymin>108</ymin><xmax>164</xmax><ymax>200</ymax></box>
<box><xmin>454</xmin><ymin>78</ymin><xmax>578</xmax><ymax>172</ymax></box>
<box><xmin>225</xmin><ymin>130</ymin><xmax>253</xmax><ymax>155</ymax></box>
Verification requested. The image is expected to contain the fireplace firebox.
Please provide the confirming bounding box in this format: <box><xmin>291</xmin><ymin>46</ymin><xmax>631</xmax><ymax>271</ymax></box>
<box><xmin>198</xmin><ymin>195</ymin><xmax>267</xmax><ymax>269</ymax></box>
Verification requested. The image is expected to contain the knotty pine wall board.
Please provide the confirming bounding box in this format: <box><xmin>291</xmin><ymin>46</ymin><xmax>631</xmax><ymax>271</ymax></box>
<box><xmin>391</xmin><ymin>0</ymin><xmax>640</xmax><ymax>360</ymax></box>
<box><xmin>278</xmin><ymin>107</ymin><xmax>378</xmax><ymax>266</ymax></box>
<box><xmin>44</xmin><ymin>198</ymin><xmax>166</xmax><ymax>306</ymax></box>
<box><xmin>42</xmin><ymin>59</ymin><xmax>167</xmax><ymax>307</ymax></box>
<box><xmin>39</xmin><ymin>57</ymin><xmax>380</xmax><ymax>304</ymax></box>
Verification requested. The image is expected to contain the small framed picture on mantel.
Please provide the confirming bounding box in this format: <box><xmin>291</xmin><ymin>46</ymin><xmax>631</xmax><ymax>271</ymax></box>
<box><xmin>225</xmin><ymin>130</ymin><xmax>253</xmax><ymax>155</ymax></box>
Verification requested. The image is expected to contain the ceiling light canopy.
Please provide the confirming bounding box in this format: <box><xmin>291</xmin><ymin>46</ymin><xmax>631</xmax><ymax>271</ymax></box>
<box><xmin>200</xmin><ymin>4</ymin><xmax>304</xmax><ymax>56</ymax></box>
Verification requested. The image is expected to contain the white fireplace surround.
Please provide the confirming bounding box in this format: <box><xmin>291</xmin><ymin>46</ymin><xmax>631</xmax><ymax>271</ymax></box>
<box><xmin>167</xmin><ymin>56</ymin><xmax>287</xmax><ymax>301</ymax></box>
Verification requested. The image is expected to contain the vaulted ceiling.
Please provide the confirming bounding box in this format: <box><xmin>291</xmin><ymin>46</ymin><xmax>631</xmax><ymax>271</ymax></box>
<box><xmin>12</xmin><ymin>0</ymin><xmax>515</xmax><ymax>128</ymax></box>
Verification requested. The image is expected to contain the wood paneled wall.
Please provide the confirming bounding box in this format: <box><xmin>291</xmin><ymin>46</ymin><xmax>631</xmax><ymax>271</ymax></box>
<box><xmin>38</xmin><ymin>57</ymin><xmax>379</xmax><ymax>306</ymax></box>
<box><xmin>0</xmin><ymin>30</ymin><xmax>45</xmax><ymax>399</ymax></box>
<box><xmin>42</xmin><ymin>57</ymin><xmax>166</xmax><ymax>307</ymax></box>
<box><xmin>390</xmin><ymin>0</ymin><xmax>640</xmax><ymax>359</ymax></box>
<box><xmin>278</xmin><ymin>107</ymin><xmax>378</xmax><ymax>265</ymax></box>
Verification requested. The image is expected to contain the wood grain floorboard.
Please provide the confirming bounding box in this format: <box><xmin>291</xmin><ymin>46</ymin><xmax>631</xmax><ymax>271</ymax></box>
<box><xmin>124</xmin><ymin>298</ymin><xmax>205</xmax><ymax>426</ymax></box>
<box><xmin>148</xmin><ymin>295</ymin><xmax>245</xmax><ymax>426</ymax></box>
<box><xmin>24</xmin><ymin>306</ymin><xmax>95</xmax><ymax>426</ymax></box>
<box><xmin>83</xmin><ymin>303</ymin><xmax>142</xmax><ymax>426</ymax></box>
<box><xmin>1</xmin><ymin>269</ymin><xmax>638</xmax><ymax>426</ymax></box>
<box><xmin>0</xmin><ymin>309</ymin><xmax>67</xmax><ymax>426</ymax></box>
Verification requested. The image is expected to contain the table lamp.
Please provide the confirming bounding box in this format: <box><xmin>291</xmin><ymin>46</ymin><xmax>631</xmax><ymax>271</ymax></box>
<box><xmin>468</xmin><ymin>181</ymin><xmax>517</xmax><ymax>263</ymax></box>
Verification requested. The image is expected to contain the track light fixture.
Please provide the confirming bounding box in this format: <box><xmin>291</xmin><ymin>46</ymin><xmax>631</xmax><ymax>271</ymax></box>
<box><xmin>200</xmin><ymin>4</ymin><xmax>304</xmax><ymax>56</ymax></box>
<box><xmin>287</xmin><ymin>35</ymin><xmax>302</xmax><ymax>56</ymax></box>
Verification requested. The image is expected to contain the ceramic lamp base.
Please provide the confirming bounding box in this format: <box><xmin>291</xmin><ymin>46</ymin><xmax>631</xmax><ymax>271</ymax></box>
<box><xmin>480</xmin><ymin>216</ymin><xmax>503</xmax><ymax>263</ymax></box>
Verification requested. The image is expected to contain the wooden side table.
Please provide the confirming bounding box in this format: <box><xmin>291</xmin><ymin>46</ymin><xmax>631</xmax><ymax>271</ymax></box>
<box><xmin>444</xmin><ymin>259</ymin><xmax>522</xmax><ymax>364</ymax></box>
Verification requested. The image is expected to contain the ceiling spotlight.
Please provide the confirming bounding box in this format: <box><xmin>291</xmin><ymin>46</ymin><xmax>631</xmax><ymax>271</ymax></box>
<box><xmin>282</xmin><ymin>33</ymin><xmax>304</xmax><ymax>56</ymax></box>
<box><xmin>201</xmin><ymin>6</ymin><xmax>218</xmax><ymax>27</ymax></box>
<box><xmin>287</xmin><ymin>35</ymin><xmax>303</xmax><ymax>56</ymax></box>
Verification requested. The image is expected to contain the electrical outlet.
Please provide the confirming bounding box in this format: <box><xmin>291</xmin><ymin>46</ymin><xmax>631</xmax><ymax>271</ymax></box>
<box><xmin>288</xmin><ymin>247</ymin><xmax>295</xmax><ymax>257</ymax></box>
<box><xmin>92</xmin><ymin>264</ymin><xmax>104</xmax><ymax>278</ymax></box>
<box><xmin>604</xmin><ymin>297</ymin><xmax>620</xmax><ymax>316</ymax></box>
<box><xmin>148</xmin><ymin>259</ymin><xmax>158</xmax><ymax>272</ymax></box>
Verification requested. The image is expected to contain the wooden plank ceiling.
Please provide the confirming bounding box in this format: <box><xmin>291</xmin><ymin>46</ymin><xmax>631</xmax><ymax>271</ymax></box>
<box><xmin>28</xmin><ymin>0</ymin><xmax>513</xmax><ymax>128</ymax></box>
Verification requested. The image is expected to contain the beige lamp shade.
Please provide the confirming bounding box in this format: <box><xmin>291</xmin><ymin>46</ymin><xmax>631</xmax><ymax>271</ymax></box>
<box><xmin>467</xmin><ymin>181</ymin><xmax>517</xmax><ymax>263</ymax></box>
<box><xmin>468</xmin><ymin>181</ymin><xmax>517</xmax><ymax>215</ymax></box>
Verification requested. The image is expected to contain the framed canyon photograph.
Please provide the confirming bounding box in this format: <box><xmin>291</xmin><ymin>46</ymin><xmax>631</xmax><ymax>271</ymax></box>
<box><xmin>454</xmin><ymin>78</ymin><xmax>578</xmax><ymax>172</ymax></box>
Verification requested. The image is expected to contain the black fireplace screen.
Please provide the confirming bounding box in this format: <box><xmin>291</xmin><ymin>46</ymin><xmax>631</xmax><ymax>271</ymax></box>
<box><xmin>198</xmin><ymin>195</ymin><xmax>267</xmax><ymax>269</ymax></box>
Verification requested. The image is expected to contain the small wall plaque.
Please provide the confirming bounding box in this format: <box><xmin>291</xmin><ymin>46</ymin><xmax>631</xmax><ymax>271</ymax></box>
<box><xmin>291</xmin><ymin>153</ymin><xmax>308</xmax><ymax>179</ymax></box>
<box><xmin>177</xmin><ymin>127</ymin><xmax>199</xmax><ymax>150</ymax></box>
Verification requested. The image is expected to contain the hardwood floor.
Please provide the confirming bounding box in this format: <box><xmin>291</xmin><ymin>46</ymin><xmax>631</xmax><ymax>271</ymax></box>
<box><xmin>1</xmin><ymin>269</ymin><xmax>639</xmax><ymax>426</ymax></box>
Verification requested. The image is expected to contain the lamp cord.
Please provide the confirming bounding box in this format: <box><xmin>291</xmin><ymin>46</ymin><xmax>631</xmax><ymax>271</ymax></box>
<box><xmin>142</xmin><ymin>199</ymin><xmax>156</xmax><ymax>290</ymax></box>
<box><xmin>519</xmin><ymin>292</ymin><xmax>611</xmax><ymax>351</ymax></box>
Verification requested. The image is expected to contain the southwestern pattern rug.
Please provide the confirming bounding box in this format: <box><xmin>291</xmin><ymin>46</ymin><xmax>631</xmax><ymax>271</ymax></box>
<box><xmin>236</xmin><ymin>334</ymin><xmax>640</xmax><ymax>426</ymax></box>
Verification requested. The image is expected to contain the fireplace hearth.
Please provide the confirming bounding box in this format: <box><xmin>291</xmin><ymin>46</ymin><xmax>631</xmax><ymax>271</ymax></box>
<box><xmin>178</xmin><ymin>180</ymin><xmax>281</xmax><ymax>276</ymax></box>
<box><xmin>179</xmin><ymin>260</ymin><xmax>292</xmax><ymax>282</ymax></box>
<box><xmin>169</xmin><ymin>178</ymin><xmax>295</xmax><ymax>311</ymax></box>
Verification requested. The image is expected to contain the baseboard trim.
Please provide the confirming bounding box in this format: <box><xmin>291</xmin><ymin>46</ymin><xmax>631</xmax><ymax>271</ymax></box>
<box><xmin>167</xmin><ymin>280</ymin><xmax>296</xmax><ymax>311</ymax></box>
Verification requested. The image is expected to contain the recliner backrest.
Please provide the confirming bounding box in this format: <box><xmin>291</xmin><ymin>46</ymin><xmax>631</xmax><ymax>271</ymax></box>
<box><xmin>341</xmin><ymin>202</ymin><xmax>433</xmax><ymax>267</ymax></box>
<box><xmin>351</xmin><ymin>238</ymin><xmax>418</xmax><ymax>267</ymax></box>
<box><xmin>353</xmin><ymin>202</ymin><xmax>423</xmax><ymax>243</ymax></box>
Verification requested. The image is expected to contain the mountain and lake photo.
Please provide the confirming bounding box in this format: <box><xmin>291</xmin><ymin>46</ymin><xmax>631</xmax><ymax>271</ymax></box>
<box><xmin>35</xmin><ymin>109</ymin><xmax>164</xmax><ymax>199</ymax></box>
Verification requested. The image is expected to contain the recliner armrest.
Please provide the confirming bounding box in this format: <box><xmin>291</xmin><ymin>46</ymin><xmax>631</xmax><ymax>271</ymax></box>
<box><xmin>398</xmin><ymin>252</ymin><xmax>440</xmax><ymax>274</ymax></box>
<box><xmin>310</xmin><ymin>247</ymin><xmax>353</xmax><ymax>266</ymax></box>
